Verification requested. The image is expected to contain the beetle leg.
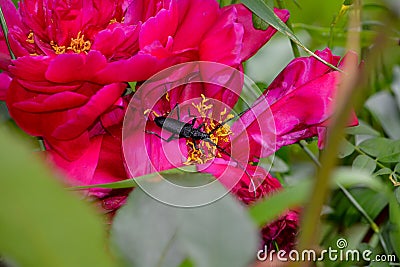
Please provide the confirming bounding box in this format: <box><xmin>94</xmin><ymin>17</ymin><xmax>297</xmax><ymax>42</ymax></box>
<box><xmin>145</xmin><ymin>130</ymin><xmax>178</xmax><ymax>142</ymax></box>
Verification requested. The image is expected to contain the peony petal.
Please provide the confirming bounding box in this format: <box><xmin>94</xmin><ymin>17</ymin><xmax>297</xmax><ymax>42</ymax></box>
<box><xmin>199</xmin><ymin>6</ymin><xmax>243</xmax><ymax>66</ymax></box>
<box><xmin>47</xmin><ymin>134</ymin><xmax>102</xmax><ymax>185</ymax></box>
<box><xmin>10</xmin><ymin>56</ymin><xmax>51</xmax><ymax>81</ymax></box>
<box><xmin>45</xmin><ymin>51</ymin><xmax>107</xmax><ymax>83</ymax></box>
<box><xmin>0</xmin><ymin>72</ymin><xmax>11</xmax><ymax>100</ymax></box>
<box><xmin>231</xmin><ymin>5</ymin><xmax>290</xmax><ymax>62</ymax></box>
<box><xmin>52</xmin><ymin>82</ymin><xmax>126</xmax><ymax>139</ymax></box>
<box><xmin>12</xmin><ymin>91</ymin><xmax>88</xmax><ymax>113</ymax></box>
<box><xmin>139</xmin><ymin>1</ymin><xmax>178</xmax><ymax>50</ymax></box>
<box><xmin>16</xmin><ymin>79</ymin><xmax>82</xmax><ymax>94</ymax></box>
<box><xmin>172</xmin><ymin>0</ymin><xmax>220</xmax><ymax>51</ymax></box>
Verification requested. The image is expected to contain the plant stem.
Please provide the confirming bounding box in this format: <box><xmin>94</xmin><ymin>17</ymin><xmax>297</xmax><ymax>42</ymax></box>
<box><xmin>0</xmin><ymin>7</ymin><xmax>15</xmax><ymax>60</ymax></box>
<box><xmin>275</xmin><ymin>0</ymin><xmax>301</xmax><ymax>58</ymax></box>
<box><xmin>292</xmin><ymin>2</ymin><xmax>362</xmax><ymax>266</ymax></box>
<box><xmin>298</xmin><ymin>140</ymin><xmax>321</xmax><ymax>167</ymax></box>
<box><xmin>337</xmin><ymin>184</ymin><xmax>390</xmax><ymax>255</ymax></box>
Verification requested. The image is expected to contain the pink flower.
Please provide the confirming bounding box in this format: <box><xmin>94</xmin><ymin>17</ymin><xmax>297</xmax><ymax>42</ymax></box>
<box><xmin>124</xmin><ymin>48</ymin><xmax>358</xmax><ymax>249</ymax></box>
<box><xmin>0</xmin><ymin>0</ymin><xmax>289</xmax><ymax>191</ymax></box>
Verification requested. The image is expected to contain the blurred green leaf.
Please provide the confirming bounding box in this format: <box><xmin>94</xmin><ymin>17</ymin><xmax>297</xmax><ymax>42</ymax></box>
<box><xmin>338</xmin><ymin>139</ymin><xmax>355</xmax><ymax>158</ymax></box>
<box><xmin>359</xmin><ymin>137</ymin><xmax>398</xmax><ymax>158</ymax></box>
<box><xmin>241</xmin><ymin>0</ymin><xmax>342</xmax><ymax>72</ymax></box>
<box><xmin>365</xmin><ymin>91</ymin><xmax>400</xmax><ymax>139</ymax></box>
<box><xmin>259</xmin><ymin>155</ymin><xmax>289</xmax><ymax>173</ymax></box>
<box><xmin>70</xmin><ymin>165</ymin><xmax>204</xmax><ymax>190</ymax></box>
<box><xmin>389</xmin><ymin>195</ymin><xmax>400</xmax><ymax>257</ymax></box>
<box><xmin>0</xmin><ymin>127</ymin><xmax>117</xmax><ymax>267</ymax></box>
<box><xmin>111</xmin><ymin>179</ymin><xmax>258</xmax><ymax>267</ymax></box>
<box><xmin>352</xmin><ymin>155</ymin><xmax>377</xmax><ymax>174</ymax></box>
<box><xmin>249</xmin><ymin>179</ymin><xmax>312</xmax><ymax>226</ymax></box>
<box><xmin>395</xmin><ymin>163</ymin><xmax>400</xmax><ymax>174</ymax></box>
<box><xmin>392</xmin><ymin>66</ymin><xmax>400</xmax><ymax>108</ymax></box>
<box><xmin>395</xmin><ymin>187</ymin><xmax>400</xmax><ymax>204</ymax></box>
<box><xmin>345</xmin><ymin>120</ymin><xmax>381</xmax><ymax>136</ymax></box>
<box><xmin>374</xmin><ymin>167</ymin><xmax>392</xmax><ymax>177</ymax></box>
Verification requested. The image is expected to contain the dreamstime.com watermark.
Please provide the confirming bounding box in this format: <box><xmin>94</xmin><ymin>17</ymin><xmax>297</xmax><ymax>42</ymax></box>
<box><xmin>257</xmin><ymin>238</ymin><xmax>399</xmax><ymax>265</ymax></box>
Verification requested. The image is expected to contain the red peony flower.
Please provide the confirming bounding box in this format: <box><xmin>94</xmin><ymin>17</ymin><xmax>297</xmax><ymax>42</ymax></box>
<box><xmin>123</xmin><ymin>48</ymin><xmax>358</xmax><ymax>249</ymax></box>
<box><xmin>0</xmin><ymin>0</ymin><xmax>289</xmax><ymax>191</ymax></box>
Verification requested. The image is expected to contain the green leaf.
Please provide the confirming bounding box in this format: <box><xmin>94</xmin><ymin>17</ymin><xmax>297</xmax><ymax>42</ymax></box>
<box><xmin>338</xmin><ymin>139</ymin><xmax>355</xmax><ymax>158</ymax></box>
<box><xmin>69</xmin><ymin>165</ymin><xmax>205</xmax><ymax>190</ymax></box>
<box><xmin>352</xmin><ymin>155</ymin><xmax>377</xmax><ymax>174</ymax></box>
<box><xmin>374</xmin><ymin>167</ymin><xmax>392</xmax><ymax>177</ymax></box>
<box><xmin>241</xmin><ymin>0</ymin><xmax>342</xmax><ymax>72</ymax></box>
<box><xmin>395</xmin><ymin>163</ymin><xmax>400</xmax><ymax>174</ymax></box>
<box><xmin>0</xmin><ymin>127</ymin><xmax>117</xmax><ymax>267</ymax></box>
<box><xmin>392</xmin><ymin>66</ymin><xmax>400</xmax><ymax>108</ymax></box>
<box><xmin>259</xmin><ymin>155</ymin><xmax>289</xmax><ymax>173</ymax></box>
<box><xmin>345</xmin><ymin>120</ymin><xmax>381</xmax><ymax>136</ymax></box>
<box><xmin>252</xmin><ymin>13</ymin><xmax>269</xmax><ymax>30</ymax></box>
<box><xmin>358</xmin><ymin>137</ymin><xmax>394</xmax><ymax>158</ymax></box>
<box><xmin>389</xmin><ymin>195</ymin><xmax>400</xmax><ymax>257</ymax></box>
<box><xmin>111</xmin><ymin>179</ymin><xmax>258</xmax><ymax>267</ymax></box>
<box><xmin>395</xmin><ymin>187</ymin><xmax>400</xmax><ymax>204</ymax></box>
<box><xmin>365</xmin><ymin>91</ymin><xmax>400</xmax><ymax>139</ymax></box>
<box><xmin>249</xmin><ymin>179</ymin><xmax>312</xmax><ymax>226</ymax></box>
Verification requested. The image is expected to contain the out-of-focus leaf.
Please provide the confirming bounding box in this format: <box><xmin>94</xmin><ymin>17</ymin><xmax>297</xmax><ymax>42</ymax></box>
<box><xmin>352</xmin><ymin>155</ymin><xmax>377</xmax><ymax>174</ymax></box>
<box><xmin>392</xmin><ymin>66</ymin><xmax>400</xmax><ymax>108</ymax></box>
<box><xmin>0</xmin><ymin>127</ymin><xmax>117</xmax><ymax>267</ymax></box>
<box><xmin>259</xmin><ymin>155</ymin><xmax>289</xmax><ymax>173</ymax></box>
<box><xmin>249</xmin><ymin>179</ymin><xmax>312</xmax><ymax>226</ymax></box>
<box><xmin>252</xmin><ymin>13</ymin><xmax>269</xmax><ymax>30</ymax></box>
<box><xmin>338</xmin><ymin>139</ymin><xmax>355</xmax><ymax>158</ymax></box>
<box><xmin>374</xmin><ymin>168</ymin><xmax>392</xmax><ymax>177</ymax></box>
<box><xmin>178</xmin><ymin>258</ymin><xmax>194</xmax><ymax>267</ymax></box>
<box><xmin>389</xmin><ymin>195</ymin><xmax>400</xmax><ymax>257</ymax></box>
<box><xmin>241</xmin><ymin>0</ymin><xmax>342</xmax><ymax>71</ymax></box>
<box><xmin>70</xmin><ymin>165</ymin><xmax>206</xmax><ymax>190</ymax></box>
<box><xmin>395</xmin><ymin>187</ymin><xmax>400</xmax><ymax>204</ymax></box>
<box><xmin>383</xmin><ymin>0</ymin><xmax>400</xmax><ymax>16</ymax></box>
<box><xmin>395</xmin><ymin>163</ymin><xmax>400</xmax><ymax>174</ymax></box>
<box><xmin>111</xmin><ymin>179</ymin><xmax>258</xmax><ymax>267</ymax></box>
<box><xmin>345</xmin><ymin>120</ymin><xmax>381</xmax><ymax>136</ymax></box>
<box><xmin>365</xmin><ymin>91</ymin><xmax>400</xmax><ymax>139</ymax></box>
<box><xmin>358</xmin><ymin>137</ymin><xmax>396</xmax><ymax>158</ymax></box>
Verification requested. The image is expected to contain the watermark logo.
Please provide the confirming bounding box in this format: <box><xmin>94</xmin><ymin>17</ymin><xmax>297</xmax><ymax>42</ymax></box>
<box><xmin>257</xmin><ymin>238</ymin><xmax>399</xmax><ymax>265</ymax></box>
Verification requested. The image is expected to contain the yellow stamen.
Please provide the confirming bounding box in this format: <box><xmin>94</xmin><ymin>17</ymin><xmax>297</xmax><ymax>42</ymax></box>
<box><xmin>68</xmin><ymin>31</ymin><xmax>91</xmax><ymax>54</ymax></box>
<box><xmin>50</xmin><ymin>41</ymin><xmax>66</xmax><ymax>54</ymax></box>
<box><xmin>50</xmin><ymin>31</ymin><xmax>91</xmax><ymax>55</ymax></box>
<box><xmin>26</xmin><ymin>31</ymin><xmax>34</xmax><ymax>44</ymax></box>
<box><xmin>185</xmin><ymin>95</ymin><xmax>234</xmax><ymax>165</ymax></box>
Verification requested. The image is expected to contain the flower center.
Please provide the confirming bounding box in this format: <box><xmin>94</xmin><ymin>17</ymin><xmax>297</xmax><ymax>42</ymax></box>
<box><xmin>50</xmin><ymin>31</ymin><xmax>91</xmax><ymax>55</ymax></box>
<box><xmin>184</xmin><ymin>95</ymin><xmax>234</xmax><ymax>165</ymax></box>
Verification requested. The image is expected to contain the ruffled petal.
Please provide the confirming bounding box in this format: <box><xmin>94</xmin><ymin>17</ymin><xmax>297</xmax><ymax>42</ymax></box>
<box><xmin>229</xmin><ymin>5</ymin><xmax>290</xmax><ymax>62</ymax></box>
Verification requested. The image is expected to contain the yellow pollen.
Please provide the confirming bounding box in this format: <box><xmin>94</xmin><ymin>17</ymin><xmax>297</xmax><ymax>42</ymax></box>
<box><xmin>50</xmin><ymin>41</ymin><xmax>66</xmax><ymax>54</ymax></box>
<box><xmin>26</xmin><ymin>31</ymin><xmax>34</xmax><ymax>44</ymax></box>
<box><xmin>68</xmin><ymin>31</ymin><xmax>91</xmax><ymax>54</ymax></box>
<box><xmin>51</xmin><ymin>31</ymin><xmax>91</xmax><ymax>55</ymax></box>
<box><xmin>185</xmin><ymin>95</ymin><xmax>234</xmax><ymax>165</ymax></box>
<box><xmin>109</xmin><ymin>17</ymin><xmax>125</xmax><ymax>24</ymax></box>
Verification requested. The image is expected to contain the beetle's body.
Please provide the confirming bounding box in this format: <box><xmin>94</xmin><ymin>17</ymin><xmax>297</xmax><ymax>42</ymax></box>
<box><xmin>147</xmin><ymin>106</ymin><xmax>257</xmax><ymax>196</ymax></box>
<box><xmin>153</xmin><ymin>116</ymin><xmax>212</xmax><ymax>143</ymax></box>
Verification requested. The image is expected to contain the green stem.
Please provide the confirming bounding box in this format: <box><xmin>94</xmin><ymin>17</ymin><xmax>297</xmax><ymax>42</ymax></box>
<box><xmin>292</xmin><ymin>2</ymin><xmax>363</xmax><ymax>265</ymax></box>
<box><xmin>0</xmin><ymin>6</ymin><xmax>15</xmax><ymax>60</ymax></box>
<box><xmin>337</xmin><ymin>184</ymin><xmax>390</xmax><ymax>255</ymax></box>
<box><xmin>275</xmin><ymin>0</ymin><xmax>300</xmax><ymax>57</ymax></box>
<box><xmin>298</xmin><ymin>140</ymin><xmax>321</xmax><ymax>167</ymax></box>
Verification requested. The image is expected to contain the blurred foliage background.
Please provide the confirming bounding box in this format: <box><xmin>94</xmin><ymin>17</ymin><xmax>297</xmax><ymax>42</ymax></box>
<box><xmin>1</xmin><ymin>0</ymin><xmax>400</xmax><ymax>266</ymax></box>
